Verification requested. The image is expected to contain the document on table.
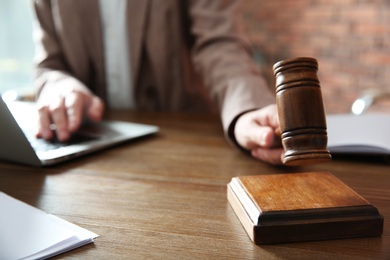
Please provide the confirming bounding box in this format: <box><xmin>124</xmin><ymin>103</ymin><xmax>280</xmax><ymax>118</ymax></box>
<box><xmin>326</xmin><ymin>113</ymin><xmax>390</xmax><ymax>155</ymax></box>
<box><xmin>0</xmin><ymin>192</ymin><xmax>98</xmax><ymax>260</ymax></box>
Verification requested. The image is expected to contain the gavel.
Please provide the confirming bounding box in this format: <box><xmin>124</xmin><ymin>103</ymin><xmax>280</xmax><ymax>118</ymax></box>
<box><xmin>273</xmin><ymin>57</ymin><xmax>331</xmax><ymax>166</ymax></box>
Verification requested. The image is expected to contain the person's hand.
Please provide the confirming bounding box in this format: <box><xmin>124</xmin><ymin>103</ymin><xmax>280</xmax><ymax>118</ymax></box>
<box><xmin>234</xmin><ymin>104</ymin><xmax>284</xmax><ymax>165</ymax></box>
<box><xmin>36</xmin><ymin>82</ymin><xmax>105</xmax><ymax>142</ymax></box>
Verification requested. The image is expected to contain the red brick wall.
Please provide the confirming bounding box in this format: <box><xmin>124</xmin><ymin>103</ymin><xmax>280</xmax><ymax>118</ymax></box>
<box><xmin>238</xmin><ymin>0</ymin><xmax>390</xmax><ymax>114</ymax></box>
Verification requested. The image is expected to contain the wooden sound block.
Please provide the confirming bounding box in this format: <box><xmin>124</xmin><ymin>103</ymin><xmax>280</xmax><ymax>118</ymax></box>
<box><xmin>227</xmin><ymin>172</ymin><xmax>383</xmax><ymax>244</ymax></box>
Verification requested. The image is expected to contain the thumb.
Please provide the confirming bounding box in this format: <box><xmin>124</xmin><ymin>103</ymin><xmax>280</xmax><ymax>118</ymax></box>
<box><xmin>236</xmin><ymin>122</ymin><xmax>277</xmax><ymax>150</ymax></box>
<box><xmin>247</xmin><ymin>125</ymin><xmax>277</xmax><ymax>149</ymax></box>
<box><xmin>86</xmin><ymin>96</ymin><xmax>105</xmax><ymax>122</ymax></box>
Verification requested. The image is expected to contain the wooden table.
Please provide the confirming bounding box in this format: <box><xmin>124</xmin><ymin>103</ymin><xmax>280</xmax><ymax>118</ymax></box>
<box><xmin>0</xmin><ymin>110</ymin><xmax>389</xmax><ymax>259</ymax></box>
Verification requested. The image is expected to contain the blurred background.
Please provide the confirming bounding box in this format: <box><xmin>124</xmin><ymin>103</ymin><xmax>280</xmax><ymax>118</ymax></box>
<box><xmin>238</xmin><ymin>0</ymin><xmax>390</xmax><ymax>114</ymax></box>
<box><xmin>0</xmin><ymin>0</ymin><xmax>34</xmax><ymax>97</ymax></box>
<box><xmin>1</xmin><ymin>0</ymin><xmax>390</xmax><ymax>114</ymax></box>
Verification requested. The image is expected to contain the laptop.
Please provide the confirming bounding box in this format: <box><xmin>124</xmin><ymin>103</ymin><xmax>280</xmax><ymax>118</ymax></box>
<box><xmin>0</xmin><ymin>97</ymin><xmax>159</xmax><ymax>166</ymax></box>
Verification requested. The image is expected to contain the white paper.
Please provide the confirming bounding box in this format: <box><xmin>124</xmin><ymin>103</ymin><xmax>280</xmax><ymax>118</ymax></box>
<box><xmin>326</xmin><ymin>113</ymin><xmax>390</xmax><ymax>155</ymax></box>
<box><xmin>0</xmin><ymin>192</ymin><xmax>98</xmax><ymax>260</ymax></box>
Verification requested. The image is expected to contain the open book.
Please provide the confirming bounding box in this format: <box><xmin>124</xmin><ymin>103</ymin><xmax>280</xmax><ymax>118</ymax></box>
<box><xmin>0</xmin><ymin>192</ymin><xmax>98</xmax><ymax>260</ymax></box>
<box><xmin>326</xmin><ymin>114</ymin><xmax>390</xmax><ymax>156</ymax></box>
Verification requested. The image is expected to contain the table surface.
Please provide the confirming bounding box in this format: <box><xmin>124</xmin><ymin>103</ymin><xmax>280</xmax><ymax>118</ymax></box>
<box><xmin>0</xmin><ymin>110</ymin><xmax>389</xmax><ymax>259</ymax></box>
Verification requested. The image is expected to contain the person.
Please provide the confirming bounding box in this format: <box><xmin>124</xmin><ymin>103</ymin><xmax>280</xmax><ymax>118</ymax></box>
<box><xmin>32</xmin><ymin>0</ymin><xmax>284</xmax><ymax>165</ymax></box>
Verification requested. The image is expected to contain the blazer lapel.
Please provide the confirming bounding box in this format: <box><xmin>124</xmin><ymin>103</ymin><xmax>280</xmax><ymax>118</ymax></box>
<box><xmin>76</xmin><ymin>0</ymin><xmax>149</xmax><ymax>99</ymax></box>
<box><xmin>79</xmin><ymin>0</ymin><xmax>106</xmax><ymax>99</ymax></box>
<box><xmin>127</xmin><ymin>0</ymin><xmax>150</xmax><ymax>86</ymax></box>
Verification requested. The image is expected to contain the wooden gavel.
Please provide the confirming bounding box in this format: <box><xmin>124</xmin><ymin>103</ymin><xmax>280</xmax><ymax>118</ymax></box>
<box><xmin>273</xmin><ymin>57</ymin><xmax>331</xmax><ymax>166</ymax></box>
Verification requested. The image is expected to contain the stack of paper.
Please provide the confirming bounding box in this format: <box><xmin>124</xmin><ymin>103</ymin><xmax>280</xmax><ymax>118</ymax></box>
<box><xmin>0</xmin><ymin>192</ymin><xmax>98</xmax><ymax>259</ymax></box>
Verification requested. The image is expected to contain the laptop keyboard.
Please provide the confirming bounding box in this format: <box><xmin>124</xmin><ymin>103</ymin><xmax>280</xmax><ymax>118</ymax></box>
<box><xmin>24</xmin><ymin>131</ymin><xmax>98</xmax><ymax>152</ymax></box>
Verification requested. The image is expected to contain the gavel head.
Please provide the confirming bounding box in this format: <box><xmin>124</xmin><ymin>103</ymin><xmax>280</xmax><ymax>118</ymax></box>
<box><xmin>273</xmin><ymin>57</ymin><xmax>332</xmax><ymax>166</ymax></box>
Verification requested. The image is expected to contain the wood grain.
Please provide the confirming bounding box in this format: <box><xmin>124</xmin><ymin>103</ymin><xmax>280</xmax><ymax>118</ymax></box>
<box><xmin>229</xmin><ymin>172</ymin><xmax>383</xmax><ymax>244</ymax></box>
<box><xmin>274</xmin><ymin>57</ymin><xmax>331</xmax><ymax>166</ymax></box>
<box><xmin>0</xmin><ymin>110</ymin><xmax>389</xmax><ymax>259</ymax></box>
<box><xmin>238</xmin><ymin>172</ymin><xmax>370</xmax><ymax>212</ymax></box>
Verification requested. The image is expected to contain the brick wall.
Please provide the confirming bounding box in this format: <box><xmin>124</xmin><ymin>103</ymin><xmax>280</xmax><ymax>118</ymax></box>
<box><xmin>238</xmin><ymin>0</ymin><xmax>390</xmax><ymax>114</ymax></box>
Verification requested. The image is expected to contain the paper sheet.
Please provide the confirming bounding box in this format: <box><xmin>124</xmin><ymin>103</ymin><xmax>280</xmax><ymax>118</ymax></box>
<box><xmin>327</xmin><ymin>114</ymin><xmax>390</xmax><ymax>154</ymax></box>
<box><xmin>0</xmin><ymin>192</ymin><xmax>98</xmax><ymax>260</ymax></box>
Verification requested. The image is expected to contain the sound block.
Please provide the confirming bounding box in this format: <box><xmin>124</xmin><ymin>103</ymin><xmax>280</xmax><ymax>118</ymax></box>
<box><xmin>227</xmin><ymin>172</ymin><xmax>383</xmax><ymax>244</ymax></box>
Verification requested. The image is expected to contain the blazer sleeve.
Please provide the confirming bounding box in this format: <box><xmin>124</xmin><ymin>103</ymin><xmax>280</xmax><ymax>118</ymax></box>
<box><xmin>188</xmin><ymin>0</ymin><xmax>275</xmax><ymax>148</ymax></box>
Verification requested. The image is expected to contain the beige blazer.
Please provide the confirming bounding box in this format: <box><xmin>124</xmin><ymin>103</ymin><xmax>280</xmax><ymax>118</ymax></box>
<box><xmin>32</xmin><ymin>0</ymin><xmax>274</xmax><ymax>145</ymax></box>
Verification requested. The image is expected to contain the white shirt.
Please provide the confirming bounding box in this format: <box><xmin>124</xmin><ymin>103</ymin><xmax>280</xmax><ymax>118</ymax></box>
<box><xmin>98</xmin><ymin>0</ymin><xmax>134</xmax><ymax>108</ymax></box>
